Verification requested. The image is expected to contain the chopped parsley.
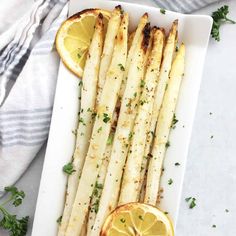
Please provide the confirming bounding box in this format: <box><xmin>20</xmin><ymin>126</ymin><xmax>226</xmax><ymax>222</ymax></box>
<box><xmin>78</xmin><ymin>81</ymin><xmax>83</xmax><ymax>87</ymax></box>
<box><xmin>128</xmin><ymin>132</ymin><xmax>134</xmax><ymax>141</ymax></box>
<box><xmin>211</xmin><ymin>5</ymin><xmax>235</xmax><ymax>41</ymax></box>
<box><xmin>118</xmin><ymin>63</ymin><xmax>125</xmax><ymax>71</ymax></box>
<box><xmin>63</xmin><ymin>162</ymin><xmax>75</xmax><ymax>175</ymax></box>
<box><xmin>212</xmin><ymin>224</ymin><xmax>216</xmax><ymax>228</ymax></box>
<box><xmin>168</xmin><ymin>178</ymin><xmax>173</xmax><ymax>185</ymax></box>
<box><xmin>165</xmin><ymin>141</ymin><xmax>170</xmax><ymax>148</ymax></box>
<box><xmin>91</xmin><ymin>181</ymin><xmax>104</xmax><ymax>214</ymax></box>
<box><xmin>72</xmin><ymin>129</ymin><xmax>77</xmax><ymax>136</ymax></box>
<box><xmin>140</xmin><ymin>80</ymin><xmax>145</xmax><ymax>88</ymax></box>
<box><xmin>79</xmin><ymin>117</ymin><xmax>86</xmax><ymax>126</ymax></box>
<box><xmin>57</xmin><ymin>216</ymin><xmax>62</xmax><ymax>225</ymax></box>
<box><xmin>97</xmin><ymin>127</ymin><xmax>102</xmax><ymax>133</ymax></box>
<box><xmin>120</xmin><ymin>218</ymin><xmax>126</xmax><ymax>223</ymax></box>
<box><xmin>91</xmin><ymin>112</ymin><xmax>97</xmax><ymax>119</ymax></box>
<box><xmin>95</xmin><ymin>182</ymin><xmax>103</xmax><ymax>189</ymax></box>
<box><xmin>140</xmin><ymin>100</ymin><xmax>147</xmax><ymax>106</ymax></box>
<box><xmin>103</xmin><ymin>113</ymin><xmax>110</xmax><ymax>123</ymax></box>
<box><xmin>77</xmin><ymin>53</ymin><xmax>81</xmax><ymax>59</ymax></box>
<box><xmin>91</xmin><ymin>199</ymin><xmax>100</xmax><ymax>213</ymax></box>
<box><xmin>185</xmin><ymin>197</ymin><xmax>196</xmax><ymax>209</ymax></box>
<box><xmin>150</xmin><ymin>131</ymin><xmax>155</xmax><ymax>138</ymax></box>
<box><xmin>138</xmin><ymin>215</ymin><xmax>144</xmax><ymax>221</ymax></box>
<box><xmin>160</xmin><ymin>8</ymin><xmax>166</xmax><ymax>14</ymax></box>
<box><xmin>175</xmin><ymin>162</ymin><xmax>180</xmax><ymax>166</ymax></box>
<box><xmin>171</xmin><ymin>114</ymin><xmax>178</xmax><ymax>129</ymax></box>
<box><xmin>189</xmin><ymin>199</ymin><xmax>197</xmax><ymax>209</ymax></box>
<box><xmin>107</xmin><ymin>133</ymin><xmax>114</xmax><ymax>145</ymax></box>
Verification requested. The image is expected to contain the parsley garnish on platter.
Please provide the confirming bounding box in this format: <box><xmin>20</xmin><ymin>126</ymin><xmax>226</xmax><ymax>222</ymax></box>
<box><xmin>118</xmin><ymin>63</ymin><xmax>125</xmax><ymax>71</ymax></box>
<box><xmin>63</xmin><ymin>162</ymin><xmax>75</xmax><ymax>175</ymax></box>
<box><xmin>165</xmin><ymin>141</ymin><xmax>170</xmax><ymax>148</ymax></box>
<box><xmin>0</xmin><ymin>186</ymin><xmax>29</xmax><ymax>236</ymax></box>
<box><xmin>103</xmin><ymin>113</ymin><xmax>111</xmax><ymax>123</ymax></box>
<box><xmin>211</xmin><ymin>5</ymin><xmax>235</xmax><ymax>41</ymax></box>
<box><xmin>160</xmin><ymin>9</ymin><xmax>166</xmax><ymax>15</ymax></box>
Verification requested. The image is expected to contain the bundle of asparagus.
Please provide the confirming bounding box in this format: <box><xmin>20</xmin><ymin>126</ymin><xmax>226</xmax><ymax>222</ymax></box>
<box><xmin>57</xmin><ymin>6</ymin><xmax>185</xmax><ymax>236</ymax></box>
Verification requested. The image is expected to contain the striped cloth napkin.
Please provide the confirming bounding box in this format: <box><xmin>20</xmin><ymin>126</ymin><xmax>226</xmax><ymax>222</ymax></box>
<box><xmin>0</xmin><ymin>0</ymin><xmax>218</xmax><ymax>196</ymax></box>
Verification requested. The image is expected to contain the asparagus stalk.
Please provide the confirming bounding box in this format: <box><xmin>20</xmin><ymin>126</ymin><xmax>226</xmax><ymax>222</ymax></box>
<box><xmin>65</xmin><ymin>13</ymin><xmax>128</xmax><ymax>236</ymax></box>
<box><xmin>119</xmin><ymin>27</ymin><xmax>164</xmax><ymax>205</ymax></box>
<box><xmin>145</xmin><ymin>43</ymin><xmax>185</xmax><ymax>205</ymax></box>
<box><xmin>58</xmin><ymin>13</ymin><xmax>104</xmax><ymax>236</ymax></box>
<box><xmin>96</xmin><ymin>6</ymin><xmax>122</xmax><ymax>105</ymax></box>
<box><xmin>91</xmin><ymin>20</ymin><xmax>151</xmax><ymax>236</ymax></box>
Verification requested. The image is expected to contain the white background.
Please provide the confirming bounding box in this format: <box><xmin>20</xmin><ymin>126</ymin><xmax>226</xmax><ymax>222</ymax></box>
<box><xmin>1</xmin><ymin>0</ymin><xmax>236</xmax><ymax>235</ymax></box>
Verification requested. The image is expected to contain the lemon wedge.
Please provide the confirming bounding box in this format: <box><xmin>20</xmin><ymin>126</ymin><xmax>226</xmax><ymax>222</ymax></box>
<box><xmin>101</xmin><ymin>203</ymin><xmax>174</xmax><ymax>236</ymax></box>
<box><xmin>56</xmin><ymin>9</ymin><xmax>110</xmax><ymax>77</ymax></box>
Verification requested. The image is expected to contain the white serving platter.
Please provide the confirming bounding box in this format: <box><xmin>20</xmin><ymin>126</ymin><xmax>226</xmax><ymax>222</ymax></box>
<box><xmin>32</xmin><ymin>0</ymin><xmax>212</xmax><ymax>235</ymax></box>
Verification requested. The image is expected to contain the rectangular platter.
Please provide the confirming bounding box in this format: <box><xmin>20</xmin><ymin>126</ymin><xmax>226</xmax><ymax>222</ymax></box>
<box><xmin>32</xmin><ymin>0</ymin><xmax>212</xmax><ymax>235</ymax></box>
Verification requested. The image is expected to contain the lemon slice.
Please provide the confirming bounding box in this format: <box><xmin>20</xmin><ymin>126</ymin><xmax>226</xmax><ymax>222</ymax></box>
<box><xmin>101</xmin><ymin>203</ymin><xmax>174</xmax><ymax>236</ymax></box>
<box><xmin>56</xmin><ymin>9</ymin><xmax>110</xmax><ymax>77</ymax></box>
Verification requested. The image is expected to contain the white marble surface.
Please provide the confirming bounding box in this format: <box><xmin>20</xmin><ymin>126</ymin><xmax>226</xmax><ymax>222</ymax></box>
<box><xmin>1</xmin><ymin>0</ymin><xmax>236</xmax><ymax>235</ymax></box>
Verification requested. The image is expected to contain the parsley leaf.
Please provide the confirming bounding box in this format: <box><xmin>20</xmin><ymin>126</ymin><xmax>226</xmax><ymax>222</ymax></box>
<box><xmin>140</xmin><ymin>80</ymin><xmax>145</xmax><ymax>88</ymax></box>
<box><xmin>4</xmin><ymin>187</ymin><xmax>25</xmax><ymax>207</ymax></box>
<box><xmin>63</xmin><ymin>162</ymin><xmax>75</xmax><ymax>175</ymax></box>
<box><xmin>171</xmin><ymin>114</ymin><xmax>178</xmax><ymax>129</ymax></box>
<box><xmin>185</xmin><ymin>197</ymin><xmax>197</xmax><ymax>209</ymax></box>
<box><xmin>211</xmin><ymin>5</ymin><xmax>235</xmax><ymax>41</ymax></box>
<box><xmin>57</xmin><ymin>216</ymin><xmax>62</xmax><ymax>225</ymax></box>
<box><xmin>165</xmin><ymin>141</ymin><xmax>170</xmax><ymax>148</ymax></box>
<box><xmin>103</xmin><ymin>113</ymin><xmax>111</xmax><ymax>123</ymax></box>
<box><xmin>118</xmin><ymin>63</ymin><xmax>125</xmax><ymax>71</ymax></box>
<box><xmin>160</xmin><ymin>9</ymin><xmax>166</xmax><ymax>14</ymax></box>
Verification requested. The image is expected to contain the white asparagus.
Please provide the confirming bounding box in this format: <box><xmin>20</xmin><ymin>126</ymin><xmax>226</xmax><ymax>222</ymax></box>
<box><xmin>86</xmin><ymin>141</ymin><xmax>113</xmax><ymax>234</ymax></box>
<box><xmin>148</xmin><ymin>20</ymin><xmax>178</xmax><ymax>139</ymax></box>
<box><xmin>87</xmin><ymin>7</ymin><xmax>121</xmax><ymax>232</ymax></box>
<box><xmin>113</xmin><ymin>14</ymin><xmax>149</xmax><ymax>143</ymax></box>
<box><xmin>119</xmin><ymin>13</ymin><xmax>149</xmax><ymax>99</ymax></box>
<box><xmin>137</xmin><ymin>28</ymin><xmax>166</xmax><ymax>200</ymax></box>
<box><xmin>66</xmin><ymin>13</ymin><xmax>128</xmax><ymax>236</ymax></box>
<box><xmin>96</xmin><ymin>6</ymin><xmax>122</xmax><ymax>105</ymax></box>
<box><xmin>90</xmin><ymin>22</ymin><xmax>151</xmax><ymax>236</ymax></box>
<box><xmin>145</xmin><ymin>43</ymin><xmax>185</xmax><ymax>205</ymax></box>
<box><xmin>119</xmin><ymin>27</ymin><xmax>165</xmax><ymax>205</ymax></box>
<box><xmin>58</xmin><ymin>14</ymin><xmax>104</xmax><ymax>236</ymax></box>
<box><xmin>139</xmin><ymin>20</ymin><xmax>178</xmax><ymax>203</ymax></box>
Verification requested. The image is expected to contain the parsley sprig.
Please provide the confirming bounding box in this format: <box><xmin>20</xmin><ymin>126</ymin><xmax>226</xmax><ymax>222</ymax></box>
<box><xmin>211</xmin><ymin>5</ymin><xmax>235</xmax><ymax>41</ymax></box>
<box><xmin>0</xmin><ymin>186</ymin><xmax>29</xmax><ymax>236</ymax></box>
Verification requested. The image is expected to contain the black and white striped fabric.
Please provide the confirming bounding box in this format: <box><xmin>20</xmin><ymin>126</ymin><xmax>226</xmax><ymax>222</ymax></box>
<box><xmin>0</xmin><ymin>0</ymin><xmax>218</xmax><ymax>195</ymax></box>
